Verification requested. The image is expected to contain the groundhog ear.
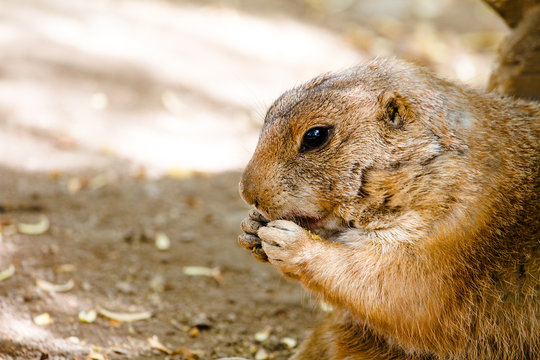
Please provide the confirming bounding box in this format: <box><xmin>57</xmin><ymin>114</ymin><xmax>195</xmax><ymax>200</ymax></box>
<box><xmin>377</xmin><ymin>91</ymin><xmax>413</xmax><ymax>128</ymax></box>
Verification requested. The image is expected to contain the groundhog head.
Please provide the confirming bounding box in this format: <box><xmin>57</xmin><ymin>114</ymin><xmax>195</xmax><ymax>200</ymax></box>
<box><xmin>240</xmin><ymin>59</ymin><xmax>467</xmax><ymax>234</ymax></box>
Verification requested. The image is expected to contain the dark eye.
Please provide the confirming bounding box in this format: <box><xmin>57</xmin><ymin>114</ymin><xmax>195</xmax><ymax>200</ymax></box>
<box><xmin>300</xmin><ymin>126</ymin><xmax>333</xmax><ymax>152</ymax></box>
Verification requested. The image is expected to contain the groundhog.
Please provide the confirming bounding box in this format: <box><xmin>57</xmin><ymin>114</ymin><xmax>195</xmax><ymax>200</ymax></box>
<box><xmin>238</xmin><ymin>58</ymin><xmax>539</xmax><ymax>360</ymax></box>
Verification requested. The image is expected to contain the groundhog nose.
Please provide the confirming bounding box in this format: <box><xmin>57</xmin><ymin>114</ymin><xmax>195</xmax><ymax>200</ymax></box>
<box><xmin>239</xmin><ymin>174</ymin><xmax>259</xmax><ymax>207</ymax></box>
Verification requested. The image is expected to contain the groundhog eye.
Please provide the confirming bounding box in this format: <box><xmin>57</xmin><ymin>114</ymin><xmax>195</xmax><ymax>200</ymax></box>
<box><xmin>300</xmin><ymin>126</ymin><xmax>332</xmax><ymax>152</ymax></box>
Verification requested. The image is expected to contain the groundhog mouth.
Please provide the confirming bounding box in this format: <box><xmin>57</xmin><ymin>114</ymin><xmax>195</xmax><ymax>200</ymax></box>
<box><xmin>289</xmin><ymin>216</ymin><xmax>322</xmax><ymax>230</ymax></box>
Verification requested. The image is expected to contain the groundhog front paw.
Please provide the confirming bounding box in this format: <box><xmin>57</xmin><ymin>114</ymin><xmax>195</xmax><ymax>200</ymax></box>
<box><xmin>238</xmin><ymin>209</ymin><xmax>269</xmax><ymax>262</ymax></box>
<box><xmin>257</xmin><ymin>220</ymin><xmax>311</xmax><ymax>278</ymax></box>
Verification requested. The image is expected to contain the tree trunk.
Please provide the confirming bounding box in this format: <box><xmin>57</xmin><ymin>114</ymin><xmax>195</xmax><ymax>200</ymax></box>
<box><xmin>484</xmin><ymin>0</ymin><xmax>540</xmax><ymax>101</ymax></box>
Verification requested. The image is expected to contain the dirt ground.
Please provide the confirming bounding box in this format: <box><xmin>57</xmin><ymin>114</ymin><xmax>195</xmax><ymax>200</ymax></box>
<box><xmin>0</xmin><ymin>167</ymin><xmax>317</xmax><ymax>360</ymax></box>
<box><xmin>0</xmin><ymin>0</ymin><xmax>506</xmax><ymax>359</ymax></box>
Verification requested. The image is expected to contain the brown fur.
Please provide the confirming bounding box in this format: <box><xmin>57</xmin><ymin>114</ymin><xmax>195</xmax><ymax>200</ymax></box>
<box><xmin>238</xmin><ymin>58</ymin><xmax>539</xmax><ymax>359</ymax></box>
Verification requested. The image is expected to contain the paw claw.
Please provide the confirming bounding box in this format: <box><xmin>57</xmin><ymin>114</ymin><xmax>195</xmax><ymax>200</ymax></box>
<box><xmin>249</xmin><ymin>208</ymin><xmax>269</xmax><ymax>223</ymax></box>
<box><xmin>241</xmin><ymin>217</ymin><xmax>264</xmax><ymax>234</ymax></box>
<box><xmin>238</xmin><ymin>233</ymin><xmax>261</xmax><ymax>250</ymax></box>
<box><xmin>251</xmin><ymin>247</ymin><xmax>269</xmax><ymax>263</ymax></box>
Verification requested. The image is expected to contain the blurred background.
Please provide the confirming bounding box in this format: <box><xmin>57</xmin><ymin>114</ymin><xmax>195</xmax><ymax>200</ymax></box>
<box><xmin>0</xmin><ymin>1</ymin><xmax>510</xmax><ymax>359</ymax></box>
<box><xmin>1</xmin><ymin>0</ymin><xmax>506</xmax><ymax>176</ymax></box>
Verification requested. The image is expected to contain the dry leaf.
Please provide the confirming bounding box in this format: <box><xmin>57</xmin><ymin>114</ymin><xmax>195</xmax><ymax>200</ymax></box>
<box><xmin>89</xmin><ymin>173</ymin><xmax>109</xmax><ymax>190</ymax></box>
<box><xmin>166</xmin><ymin>168</ymin><xmax>193</xmax><ymax>179</ymax></box>
<box><xmin>17</xmin><ymin>215</ymin><xmax>49</xmax><ymax>235</ymax></box>
<box><xmin>33</xmin><ymin>313</ymin><xmax>52</xmax><ymax>326</ymax></box>
<box><xmin>174</xmin><ymin>347</ymin><xmax>203</xmax><ymax>360</ymax></box>
<box><xmin>183</xmin><ymin>266</ymin><xmax>212</xmax><ymax>277</ymax></box>
<box><xmin>96</xmin><ymin>305</ymin><xmax>151</xmax><ymax>322</ymax></box>
<box><xmin>107</xmin><ymin>319</ymin><xmax>122</xmax><ymax>327</ymax></box>
<box><xmin>37</xmin><ymin>279</ymin><xmax>74</xmax><ymax>293</ymax></box>
<box><xmin>67</xmin><ymin>177</ymin><xmax>83</xmax><ymax>194</ymax></box>
<box><xmin>86</xmin><ymin>352</ymin><xmax>106</xmax><ymax>360</ymax></box>
<box><xmin>78</xmin><ymin>310</ymin><xmax>97</xmax><ymax>323</ymax></box>
<box><xmin>110</xmin><ymin>346</ymin><xmax>129</xmax><ymax>355</ymax></box>
<box><xmin>0</xmin><ymin>264</ymin><xmax>15</xmax><ymax>282</ymax></box>
<box><xmin>48</xmin><ymin>171</ymin><xmax>62</xmax><ymax>180</ymax></box>
<box><xmin>1</xmin><ymin>221</ymin><xmax>17</xmax><ymax>236</ymax></box>
<box><xmin>211</xmin><ymin>267</ymin><xmax>224</xmax><ymax>284</ymax></box>
<box><xmin>182</xmin><ymin>266</ymin><xmax>224</xmax><ymax>284</ymax></box>
<box><xmin>56</xmin><ymin>264</ymin><xmax>77</xmax><ymax>273</ymax></box>
<box><xmin>148</xmin><ymin>335</ymin><xmax>172</xmax><ymax>354</ymax></box>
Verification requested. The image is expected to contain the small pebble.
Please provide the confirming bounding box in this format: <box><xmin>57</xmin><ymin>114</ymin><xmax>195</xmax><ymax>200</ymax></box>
<box><xmin>149</xmin><ymin>274</ymin><xmax>165</xmax><ymax>292</ymax></box>
<box><xmin>280</xmin><ymin>337</ymin><xmax>297</xmax><ymax>349</ymax></box>
<box><xmin>115</xmin><ymin>281</ymin><xmax>135</xmax><ymax>294</ymax></box>
<box><xmin>82</xmin><ymin>281</ymin><xmax>92</xmax><ymax>291</ymax></box>
<box><xmin>190</xmin><ymin>312</ymin><xmax>212</xmax><ymax>329</ymax></box>
<box><xmin>255</xmin><ymin>348</ymin><xmax>269</xmax><ymax>360</ymax></box>
<box><xmin>254</xmin><ymin>327</ymin><xmax>271</xmax><ymax>342</ymax></box>
<box><xmin>78</xmin><ymin>310</ymin><xmax>97</xmax><ymax>323</ymax></box>
<box><xmin>33</xmin><ymin>313</ymin><xmax>52</xmax><ymax>326</ymax></box>
<box><xmin>226</xmin><ymin>312</ymin><xmax>237</xmax><ymax>322</ymax></box>
<box><xmin>188</xmin><ymin>327</ymin><xmax>200</xmax><ymax>338</ymax></box>
<box><xmin>67</xmin><ymin>336</ymin><xmax>80</xmax><ymax>344</ymax></box>
<box><xmin>155</xmin><ymin>231</ymin><xmax>171</xmax><ymax>251</ymax></box>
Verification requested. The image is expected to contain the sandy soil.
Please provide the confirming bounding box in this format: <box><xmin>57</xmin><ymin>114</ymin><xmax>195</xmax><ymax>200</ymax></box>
<box><xmin>0</xmin><ymin>168</ymin><xmax>317</xmax><ymax>359</ymax></box>
<box><xmin>0</xmin><ymin>0</ymin><xmax>506</xmax><ymax>359</ymax></box>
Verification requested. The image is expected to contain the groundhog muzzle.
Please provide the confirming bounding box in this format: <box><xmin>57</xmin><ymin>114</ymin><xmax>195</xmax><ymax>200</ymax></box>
<box><xmin>238</xmin><ymin>58</ymin><xmax>539</xmax><ymax>360</ymax></box>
